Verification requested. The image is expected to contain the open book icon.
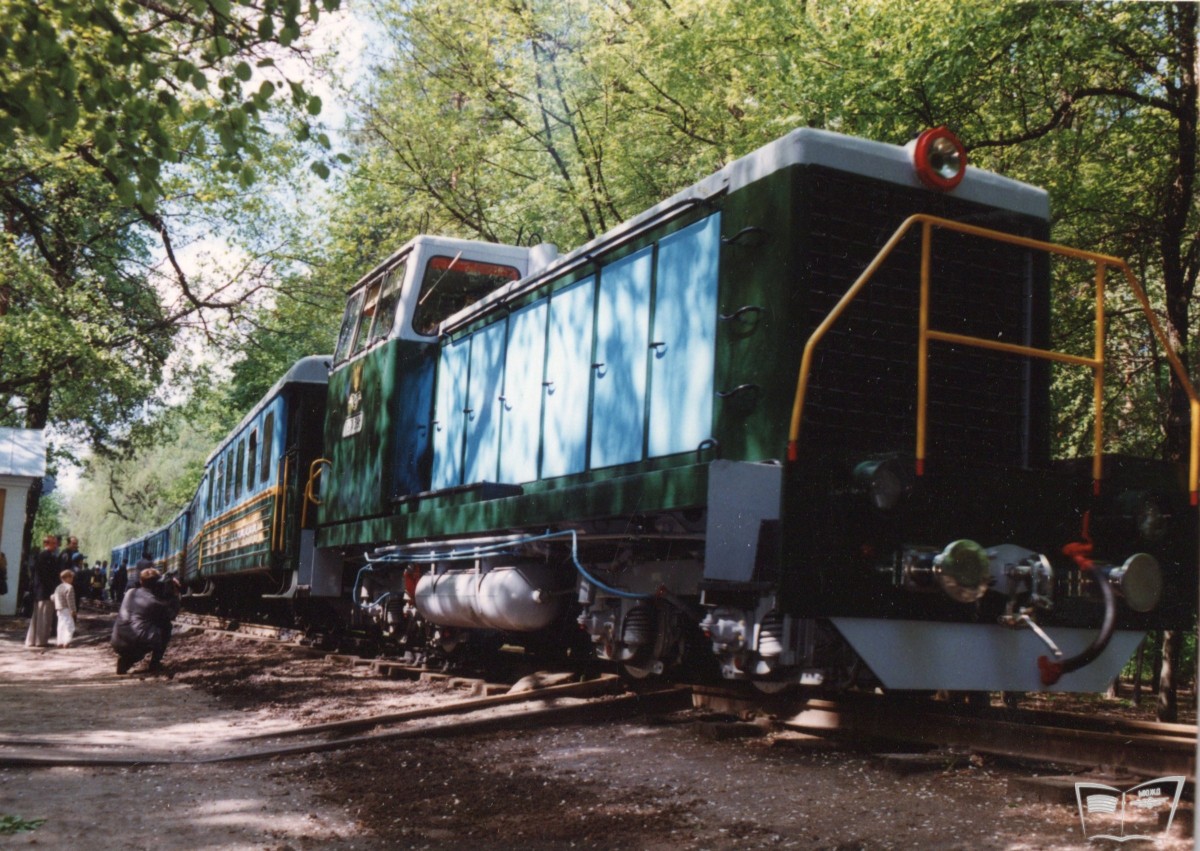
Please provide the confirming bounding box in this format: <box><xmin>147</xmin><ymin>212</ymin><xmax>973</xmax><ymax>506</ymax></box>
<box><xmin>1075</xmin><ymin>777</ymin><xmax>1186</xmax><ymax>842</ymax></box>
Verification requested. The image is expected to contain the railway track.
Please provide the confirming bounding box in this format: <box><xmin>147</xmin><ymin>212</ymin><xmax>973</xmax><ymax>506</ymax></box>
<box><xmin>175</xmin><ymin>612</ymin><xmax>309</xmax><ymax>643</ymax></box>
<box><xmin>176</xmin><ymin>611</ymin><xmax>1197</xmax><ymax>779</ymax></box>
<box><xmin>0</xmin><ymin>672</ymin><xmax>691</xmax><ymax>768</ymax></box>
<box><xmin>695</xmin><ymin>686</ymin><xmax>1196</xmax><ymax>780</ymax></box>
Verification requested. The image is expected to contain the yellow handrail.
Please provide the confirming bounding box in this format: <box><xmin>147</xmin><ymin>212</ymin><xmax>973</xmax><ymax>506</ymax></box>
<box><xmin>786</xmin><ymin>214</ymin><xmax>1200</xmax><ymax>504</ymax></box>
<box><xmin>302</xmin><ymin>458</ymin><xmax>331</xmax><ymax>528</ymax></box>
<box><xmin>272</xmin><ymin>454</ymin><xmax>290</xmax><ymax>552</ymax></box>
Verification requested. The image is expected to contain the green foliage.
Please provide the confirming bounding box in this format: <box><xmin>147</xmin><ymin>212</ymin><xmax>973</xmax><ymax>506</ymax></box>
<box><xmin>0</xmin><ymin>0</ymin><xmax>347</xmax><ymax>496</ymax></box>
<box><xmin>0</xmin><ymin>0</ymin><xmax>339</xmax><ymax>208</ymax></box>
<box><xmin>1121</xmin><ymin>628</ymin><xmax>1197</xmax><ymax>688</ymax></box>
<box><xmin>31</xmin><ymin>491</ymin><xmax>65</xmax><ymax>545</ymax></box>
<box><xmin>0</xmin><ymin>815</ymin><xmax>46</xmax><ymax>835</ymax></box>
<box><xmin>226</xmin><ymin>284</ymin><xmax>341</xmax><ymax>413</ymax></box>
<box><xmin>66</xmin><ymin>382</ymin><xmax>238</xmax><ymax>557</ymax></box>
<box><xmin>0</xmin><ymin>152</ymin><xmax>175</xmax><ymax>452</ymax></box>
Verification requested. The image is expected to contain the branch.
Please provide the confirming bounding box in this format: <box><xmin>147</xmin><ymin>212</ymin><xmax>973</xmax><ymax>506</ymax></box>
<box><xmin>970</xmin><ymin>86</ymin><xmax>1175</xmax><ymax>150</ymax></box>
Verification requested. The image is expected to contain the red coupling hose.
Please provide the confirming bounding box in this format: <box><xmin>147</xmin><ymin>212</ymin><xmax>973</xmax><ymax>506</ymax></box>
<box><xmin>1037</xmin><ymin>655</ymin><xmax>1064</xmax><ymax>686</ymax></box>
<box><xmin>1062</xmin><ymin>510</ymin><xmax>1094</xmax><ymax>573</ymax></box>
<box><xmin>1039</xmin><ymin>512</ymin><xmax>1116</xmax><ymax>686</ymax></box>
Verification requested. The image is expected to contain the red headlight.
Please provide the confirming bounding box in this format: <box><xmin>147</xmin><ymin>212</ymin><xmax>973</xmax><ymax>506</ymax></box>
<box><xmin>912</xmin><ymin>127</ymin><xmax>967</xmax><ymax>191</ymax></box>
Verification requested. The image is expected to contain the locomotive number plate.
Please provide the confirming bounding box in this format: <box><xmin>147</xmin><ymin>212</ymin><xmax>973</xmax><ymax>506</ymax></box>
<box><xmin>342</xmin><ymin>412</ymin><xmax>364</xmax><ymax>437</ymax></box>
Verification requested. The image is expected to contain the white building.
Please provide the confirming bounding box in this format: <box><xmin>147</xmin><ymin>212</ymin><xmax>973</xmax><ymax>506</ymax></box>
<box><xmin>0</xmin><ymin>429</ymin><xmax>46</xmax><ymax>616</ymax></box>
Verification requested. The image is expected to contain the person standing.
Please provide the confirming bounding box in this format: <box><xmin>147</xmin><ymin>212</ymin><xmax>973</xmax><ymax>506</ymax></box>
<box><xmin>110</xmin><ymin>560</ymin><xmax>128</xmax><ymax>608</ymax></box>
<box><xmin>58</xmin><ymin>536</ymin><xmax>80</xmax><ymax>573</ymax></box>
<box><xmin>52</xmin><ymin>569</ymin><xmax>77</xmax><ymax>648</ymax></box>
<box><xmin>90</xmin><ymin>563</ymin><xmax>104</xmax><ymax>601</ymax></box>
<box><xmin>24</xmin><ymin>536</ymin><xmax>60</xmax><ymax>648</ymax></box>
<box><xmin>70</xmin><ymin>553</ymin><xmax>87</xmax><ymax>602</ymax></box>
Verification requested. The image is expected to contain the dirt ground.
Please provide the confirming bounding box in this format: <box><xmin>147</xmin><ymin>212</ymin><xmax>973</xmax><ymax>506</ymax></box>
<box><xmin>0</xmin><ymin>609</ymin><xmax>1193</xmax><ymax>850</ymax></box>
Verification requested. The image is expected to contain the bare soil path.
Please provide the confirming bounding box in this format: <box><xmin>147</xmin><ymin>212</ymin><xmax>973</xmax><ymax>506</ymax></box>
<box><xmin>0</xmin><ymin>610</ymin><xmax>1191</xmax><ymax>850</ymax></box>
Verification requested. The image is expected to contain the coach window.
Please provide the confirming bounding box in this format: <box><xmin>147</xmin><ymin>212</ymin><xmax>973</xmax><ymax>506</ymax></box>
<box><xmin>247</xmin><ymin>430</ymin><xmax>258</xmax><ymax>490</ymax></box>
<box><xmin>261</xmin><ymin>412</ymin><xmax>275</xmax><ymax>483</ymax></box>
<box><xmin>412</xmin><ymin>256</ymin><xmax>520</xmax><ymax>336</ymax></box>
<box><xmin>214</xmin><ymin>463</ymin><xmax>224</xmax><ymax>511</ymax></box>
<box><xmin>224</xmin><ymin>451</ymin><xmax>234</xmax><ymax>505</ymax></box>
<box><xmin>234</xmin><ymin>439</ymin><xmax>245</xmax><ymax>499</ymax></box>
<box><xmin>204</xmin><ymin>473</ymin><xmax>213</xmax><ymax>516</ymax></box>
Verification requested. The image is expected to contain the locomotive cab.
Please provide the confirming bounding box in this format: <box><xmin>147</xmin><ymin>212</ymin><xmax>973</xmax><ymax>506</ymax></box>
<box><xmin>314</xmin><ymin>237</ymin><xmax>559</xmax><ymax>628</ymax></box>
<box><xmin>320</xmin><ymin>236</ymin><xmax>551</xmax><ymax>522</ymax></box>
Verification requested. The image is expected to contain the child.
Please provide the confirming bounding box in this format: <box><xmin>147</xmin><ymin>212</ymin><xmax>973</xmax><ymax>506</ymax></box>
<box><xmin>52</xmin><ymin>569</ymin><xmax>77</xmax><ymax>648</ymax></box>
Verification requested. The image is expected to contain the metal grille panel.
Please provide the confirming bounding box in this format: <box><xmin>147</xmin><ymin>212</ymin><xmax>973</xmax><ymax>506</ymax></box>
<box><xmin>801</xmin><ymin>169</ymin><xmax>1046</xmax><ymax>467</ymax></box>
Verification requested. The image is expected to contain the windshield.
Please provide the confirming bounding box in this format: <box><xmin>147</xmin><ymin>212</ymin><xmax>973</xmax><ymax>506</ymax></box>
<box><xmin>334</xmin><ymin>259</ymin><xmax>409</xmax><ymax>363</ymax></box>
<box><xmin>412</xmin><ymin>255</ymin><xmax>520</xmax><ymax>336</ymax></box>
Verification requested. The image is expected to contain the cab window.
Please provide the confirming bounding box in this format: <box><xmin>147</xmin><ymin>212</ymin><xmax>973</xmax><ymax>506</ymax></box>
<box><xmin>352</xmin><ymin>279</ymin><xmax>384</xmax><ymax>357</ymax></box>
<box><xmin>412</xmin><ymin>255</ymin><xmax>520</xmax><ymax>336</ymax></box>
<box><xmin>334</xmin><ymin>290</ymin><xmax>365</xmax><ymax>363</ymax></box>
<box><xmin>335</xmin><ymin>259</ymin><xmax>409</xmax><ymax>364</ymax></box>
<box><xmin>366</xmin><ymin>263</ymin><xmax>406</xmax><ymax>347</ymax></box>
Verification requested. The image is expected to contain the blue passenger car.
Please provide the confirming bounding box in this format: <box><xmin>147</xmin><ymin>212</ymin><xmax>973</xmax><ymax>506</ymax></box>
<box><xmin>183</xmin><ymin>356</ymin><xmax>329</xmax><ymax>605</ymax></box>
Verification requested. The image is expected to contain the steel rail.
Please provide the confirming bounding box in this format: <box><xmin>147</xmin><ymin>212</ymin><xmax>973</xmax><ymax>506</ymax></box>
<box><xmin>775</xmin><ymin>695</ymin><xmax>1195</xmax><ymax>779</ymax></box>
<box><xmin>0</xmin><ymin>676</ymin><xmax>688</xmax><ymax>768</ymax></box>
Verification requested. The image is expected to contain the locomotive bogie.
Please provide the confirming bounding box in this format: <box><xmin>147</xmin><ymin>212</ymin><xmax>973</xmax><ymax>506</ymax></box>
<box><xmin>577</xmin><ymin>556</ymin><xmax>705</xmax><ymax>674</ymax></box>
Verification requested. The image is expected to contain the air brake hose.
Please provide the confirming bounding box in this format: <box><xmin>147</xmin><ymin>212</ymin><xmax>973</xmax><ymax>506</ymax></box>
<box><xmin>1036</xmin><ymin>530</ymin><xmax>1118</xmax><ymax>681</ymax></box>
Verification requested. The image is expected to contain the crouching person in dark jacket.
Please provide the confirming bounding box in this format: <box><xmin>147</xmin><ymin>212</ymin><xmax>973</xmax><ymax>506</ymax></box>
<box><xmin>111</xmin><ymin>568</ymin><xmax>181</xmax><ymax>675</ymax></box>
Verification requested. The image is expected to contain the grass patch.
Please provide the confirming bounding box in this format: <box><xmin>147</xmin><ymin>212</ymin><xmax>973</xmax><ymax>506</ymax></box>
<box><xmin>0</xmin><ymin>814</ymin><xmax>46</xmax><ymax>835</ymax></box>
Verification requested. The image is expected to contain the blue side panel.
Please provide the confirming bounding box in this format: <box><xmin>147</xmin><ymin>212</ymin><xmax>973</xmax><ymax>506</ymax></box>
<box><xmin>499</xmin><ymin>301</ymin><xmax>548</xmax><ymax>484</ymax></box>
<box><xmin>591</xmin><ymin>247</ymin><xmax>652</xmax><ymax>468</ymax></box>
<box><xmin>542</xmin><ymin>277</ymin><xmax>595</xmax><ymax>479</ymax></box>
<box><xmin>390</xmin><ymin>345</ymin><xmax>436</xmax><ymax>497</ymax></box>
<box><xmin>432</xmin><ymin>336</ymin><xmax>470</xmax><ymax>489</ymax></box>
<box><xmin>463</xmin><ymin>320</ymin><xmax>507</xmax><ymax>483</ymax></box>
<box><xmin>649</xmin><ymin>214</ymin><xmax>721</xmax><ymax>457</ymax></box>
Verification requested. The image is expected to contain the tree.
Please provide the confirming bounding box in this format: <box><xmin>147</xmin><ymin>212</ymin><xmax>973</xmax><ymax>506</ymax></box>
<box><xmin>225</xmin><ymin>276</ymin><xmax>342</xmax><ymax>413</ymax></box>
<box><xmin>344</xmin><ymin>0</ymin><xmax>659</xmax><ymax>252</ymax></box>
<box><xmin>0</xmin><ymin>0</ymin><xmax>339</xmax><ymax>210</ymax></box>
<box><xmin>1</xmin><ymin>0</ymin><xmax>344</xmax><ymax>570</ymax></box>
<box><xmin>66</xmin><ymin>380</ymin><xmax>240</xmax><ymax>559</ymax></box>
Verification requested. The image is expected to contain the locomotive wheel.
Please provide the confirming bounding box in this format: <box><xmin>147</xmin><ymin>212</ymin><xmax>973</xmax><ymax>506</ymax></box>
<box><xmin>752</xmin><ymin>680</ymin><xmax>791</xmax><ymax>695</ymax></box>
<box><xmin>620</xmin><ymin>662</ymin><xmax>661</xmax><ymax>680</ymax></box>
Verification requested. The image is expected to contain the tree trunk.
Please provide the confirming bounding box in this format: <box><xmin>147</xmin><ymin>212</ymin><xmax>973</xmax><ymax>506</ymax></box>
<box><xmin>1133</xmin><ymin>639</ymin><xmax>1145</xmax><ymax>706</ymax></box>
<box><xmin>1158</xmin><ymin>629</ymin><xmax>1179</xmax><ymax>722</ymax></box>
